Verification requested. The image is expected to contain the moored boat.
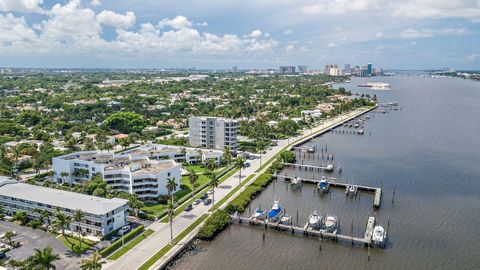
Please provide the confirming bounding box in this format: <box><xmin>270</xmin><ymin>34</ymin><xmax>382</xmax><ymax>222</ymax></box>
<box><xmin>325</xmin><ymin>164</ymin><xmax>334</xmax><ymax>172</ymax></box>
<box><xmin>357</xmin><ymin>129</ymin><xmax>364</xmax><ymax>135</ymax></box>
<box><xmin>267</xmin><ymin>199</ymin><xmax>283</xmax><ymax>221</ymax></box>
<box><xmin>308</xmin><ymin>210</ymin><xmax>321</xmax><ymax>229</ymax></box>
<box><xmin>290</xmin><ymin>177</ymin><xmax>302</xmax><ymax>188</ymax></box>
<box><xmin>252</xmin><ymin>208</ymin><xmax>264</xmax><ymax>220</ymax></box>
<box><xmin>323</xmin><ymin>216</ymin><xmax>338</xmax><ymax>233</ymax></box>
<box><xmin>372</xmin><ymin>225</ymin><xmax>386</xmax><ymax>247</ymax></box>
<box><xmin>317</xmin><ymin>177</ymin><xmax>330</xmax><ymax>193</ymax></box>
<box><xmin>280</xmin><ymin>214</ymin><xmax>292</xmax><ymax>225</ymax></box>
<box><xmin>345</xmin><ymin>184</ymin><xmax>358</xmax><ymax>196</ymax></box>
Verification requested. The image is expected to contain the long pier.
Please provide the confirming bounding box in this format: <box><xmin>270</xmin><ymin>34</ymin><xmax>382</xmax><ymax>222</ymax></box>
<box><xmin>274</xmin><ymin>174</ymin><xmax>382</xmax><ymax>208</ymax></box>
<box><xmin>283</xmin><ymin>162</ymin><xmax>334</xmax><ymax>172</ymax></box>
<box><xmin>230</xmin><ymin>215</ymin><xmax>377</xmax><ymax>247</ymax></box>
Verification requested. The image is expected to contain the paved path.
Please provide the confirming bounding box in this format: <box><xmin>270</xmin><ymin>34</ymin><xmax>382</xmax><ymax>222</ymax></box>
<box><xmin>103</xmin><ymin>108</ymin><xmax>371</xmax><ymax>270</ymax></box>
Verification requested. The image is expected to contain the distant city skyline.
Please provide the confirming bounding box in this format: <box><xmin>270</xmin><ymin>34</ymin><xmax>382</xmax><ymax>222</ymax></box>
<box><xmin>0</xmin><ymin>0</ymin><xmax>479</xmax><ymax>69</ymax></box>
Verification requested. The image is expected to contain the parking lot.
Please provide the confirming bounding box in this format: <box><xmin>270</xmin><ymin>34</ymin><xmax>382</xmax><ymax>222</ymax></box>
<box><xmin>0</xmin><ymin>221</ymin><xmax>82</xmax><ymax>269</ymax></box>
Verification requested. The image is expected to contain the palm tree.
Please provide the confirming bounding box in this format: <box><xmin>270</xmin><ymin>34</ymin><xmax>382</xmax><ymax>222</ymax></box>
<box><xmin>167</xmin><ymin>201</ymin><xmax>174</xmax><ymax>242</ymax></box>
<box><xmin>53</xmin><ymin>210</ymin><xmax>72</xmax><ymax>247</ymax></box>
<box><xmin>73</xmin><ymin>209</ymin><xmax>86</xmax><ymax>249</ymax></box>
<box><xmin>166</xmin><ymin>177</ymin><xmax>177</xmax><ymax>205</ymax></box>
<box><xmin>59</xmin><ymin>172</ymin><xmax>69</xmax><ymax>184</ymax></box>
<box><xmin>80</xmin><ymin>252</ymin><xmax>104</xmax><ymax>270</ymax></box>
<box><xmin>235</xmin><ymin>157</ymin><xmax>246</xmax><ymax>185</ymax></box>
<box><xmin>206</xmin><ymin>159</ymin><xmax>216</xmax><ymax>173</ymax></box>
<box><xmin>7</xmin><ymin>259</ymin><xmax>24</xmax><ymax>270</ymax></box>
<box><xmin>188</xmin><ymin>169</ymin><xmax>198</xmax><ymax>198</ymax></box>
<box><xmin>223</xmin><ymin>146</ymin><xmax>232</xmax><ymax>165</ymax></box>
<box><xmin>4</xmin><ymin>231</ymin><xmax>15</xmax><ymax>246</ymax></box>
<box><xmin>27</xmin><ymin>246</ymin><xmax>60</xmax><ymax>270</ymax></box>
<box><xmin>210</xmin><ymin>173</ymin><xmax>220</xmax><ymax>206</ymax></box>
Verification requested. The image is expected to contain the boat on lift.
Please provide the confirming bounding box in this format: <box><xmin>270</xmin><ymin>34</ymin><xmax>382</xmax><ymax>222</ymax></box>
<box><xmin>357</xmin><ymin>129</ymin><xmax>364</xmax><ymax>135</ymax></box>
<box><xmin>366</xmin><ymin>115</ymin><xmax>371</xmax><ymax>119</ymax></box>
<box><xmin>251</xmin><ymin>208</ymin><xmax>264</xmax><ymax>220</ymax></box>
<box><xmin>290</xmin><ymin>177</ymin><xmax>302</xmax><ymax>188</ymax></box>
<box><xmin>267</xmin><ymin>199</ymin><xmax>283</xmax><ymax>222</ymax></box>
<box><xmin>280</xmin><ymin>214</ymin><xmax>292</xmax><ymax>225</ymax></box>
<box><xmin>323</xmin><ymin>216</ymin><xmax>338</xmax><ymax>233</ymax></box>
<box><xmin>317</xmin><ymin>177</ymin><xmax>330</xmax><ymax>193</ymax></box>
<box><xmin>372</xmin><ymin>225</ymin><xmax>386</xmax><ymax>247</ymax></box>
<box><xmin>308</xmin><ymin>211</ymin><xmax>321</xmax><ymax>229</ymax></box>
<box><xmin>345</xmin><ymin>184</ymin><xmax>358</xmax><ymax>196</ymax></box>
<box><xmin>325</xmin><ymin>164</ymin><xmax>334</xmax><ymax>172</ymax></box>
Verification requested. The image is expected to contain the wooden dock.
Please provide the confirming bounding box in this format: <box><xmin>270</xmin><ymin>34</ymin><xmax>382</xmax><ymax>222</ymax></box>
<box><xmin>230</xmin><ymin>215</ymin><xmax>376</xmax><ymax>247</ymax></box>
<box><xmin>283</xmin><ymin>162</ymin><xmax>334</xmax><ymax>172</ymax></box>
<box><xmin>274</xmin><ymin>174</ymin><xmax>382</xmax><ymax>208</ymax></box>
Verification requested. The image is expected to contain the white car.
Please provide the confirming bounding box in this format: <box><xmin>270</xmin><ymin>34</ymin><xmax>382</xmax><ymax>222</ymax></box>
<box><xmin>207</xmin><ymin>189</ymin><xmax>214</xmax><ymax>195</ymax></box>
<box><xmin>117</xmin><ymin>225</ymin><xmax>131</xmax><ymax>236</ymax></box>
<box><xmin>193</xmin><ymin>199</ymin><xmax>201</xmax><ymax>205</ymax></box>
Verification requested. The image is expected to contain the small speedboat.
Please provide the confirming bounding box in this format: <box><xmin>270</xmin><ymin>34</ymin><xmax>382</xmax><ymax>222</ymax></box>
<box><xmin>372</xmin><ymin>225</ymin><xmax>386</xmax><ymax>246</ymax></box>
<box><xmin>317</xmin><ymin>177</ymin><xmax>330</xmax><ymax>193</ymax></box>
<box><xmin>252</xmin><ymin>208</ymin><xmax>264</xmax><ymax>220</ymax></box>
<box><xmin>307</xmin><ymin>147</ymin><xmax>315</xmax><ymax>153</ymax></box>
<box><xmin>308</xmin><ymin>211</ymin><xmax>321</xmax><ymax>229</ymax></box>
<box><xmin>267</xmin><ymin>199</ymin><xmax>282</xmax><ymax>221</ymax></box>
<box><xmin>280</xmin><ymin>214</ymin><xmax>292</xmax><ymax>225</ymax></box>
<box><xmin>366</xmin><ymin>115</ymin><xmax>371</xmax><ymax>119</ymax></box>
<box><xmin>290</xmin><ymin>177</ymin><xmax>301</xmax><ymax>188</ymax></box>
<box><xmin>354</xmin><ymin>123</ymin><xmax>359</xmax><ymax>128</ymax></box>
<box><xmin>323</xmin><ymin>216</ymin><xmax>338</xmax><ymax>232</ymax></box>
<box><xmin>325</xmin><ymin>164</ymin><xmax>334</xmax><ymax>172</ymax></box>
<box><xmin>346</xmin><ymin>184</ymin><xmax>358</xmax><ymax>196</ymax></box>
<box><xmin>357</xmin><ymin>129</ymin><xmax>364</xmax><ymax>135</ymax></box>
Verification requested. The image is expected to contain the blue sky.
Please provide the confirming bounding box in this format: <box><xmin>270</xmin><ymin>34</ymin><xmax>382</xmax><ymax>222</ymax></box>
<box><xmin>1</xmin><ymin>0</ymin><xmax>479</xmax><ymax>69</ymax></box>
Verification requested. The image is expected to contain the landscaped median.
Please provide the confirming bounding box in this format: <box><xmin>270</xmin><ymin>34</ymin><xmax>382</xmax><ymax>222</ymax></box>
<box><xmin>100</xmin><ymin>225</ymin><xmax>145</xmax><ymax>258</ymax></box>
<box><xmin>138</xmin><ymin>214</ymin><xmax>209</xmax><ymax>270</ymax></box>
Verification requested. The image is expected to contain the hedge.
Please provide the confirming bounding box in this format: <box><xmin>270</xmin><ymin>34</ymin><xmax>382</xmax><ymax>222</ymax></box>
<box><xmin>225</xmin><ymin>173</ymin><xmax>274</xmax><ymax>214</ymax></box>
<box><xmin>99</xmin><ymin>225</ymin><xmax>144</xmax><ymax>257</ymax></box>
<box><xmin>197</xmin><ymin>210</ymin><xmax>231</xmax><ymax>240</ymax></box>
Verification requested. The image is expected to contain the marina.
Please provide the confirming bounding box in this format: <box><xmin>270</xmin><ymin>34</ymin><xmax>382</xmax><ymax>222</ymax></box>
<box><xmin>230</xmin><ymin>214</ymin><xmax>381</xmax><ymax>247</ymax></box>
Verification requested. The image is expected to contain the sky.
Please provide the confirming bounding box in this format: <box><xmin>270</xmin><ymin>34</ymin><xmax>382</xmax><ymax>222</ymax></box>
<box><xmin>0</xmin><ymin>0</ymin><xmax>479</xmax><ymax>70</ymax></box>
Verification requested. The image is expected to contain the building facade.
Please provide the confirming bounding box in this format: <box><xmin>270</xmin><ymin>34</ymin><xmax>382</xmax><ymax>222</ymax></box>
<box><xmin>279</xmin><ymin>66</ymin><xmax>296</xmax><ymax>74</ymax></box>
<box><xmin>0</xmin><ymin>177</ymin><xmax>128</xmax><ymax>236</ymax></box>
<box><xmin>52</xmin><ymin>151</ymin><xmax>181</xmax><ymax>201</ymax></box>
<box><xmin>123</xmin><ymin>144</ymin><xmax>223</xmax><ymax>165</ymax></box>
<box><xmin>188</xmin><ymin>117</ymin><xmax>238</xmax><ymax>150</ymax></box>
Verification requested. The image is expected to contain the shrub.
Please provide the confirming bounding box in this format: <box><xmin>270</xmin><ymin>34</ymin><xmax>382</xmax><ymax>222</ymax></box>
<box><xmin>197</xmin><ymin>210</ymin><xmax>231</xmax><ymax>240</ymax></box>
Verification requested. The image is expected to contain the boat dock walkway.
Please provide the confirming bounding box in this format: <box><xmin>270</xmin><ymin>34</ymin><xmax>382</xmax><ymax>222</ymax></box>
<box><xmin>274</xmin><ymin>174</ymin><xmax>382</xmax><ymax>208</ymax></box>
<box><xmin>230</xmin><ymin>215</ymin><xmax>377</xmax><ymax>247</ymax></box>
<box><xmin>283</xmin><ymin>162</ymin><xmax>334</xmax><ymax>172</ymax></box>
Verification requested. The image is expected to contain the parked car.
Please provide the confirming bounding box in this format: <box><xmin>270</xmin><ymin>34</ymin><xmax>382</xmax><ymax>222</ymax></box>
<box><xmin>207</xmin><ymin>189</ymin><xmax>214</xmax><ymax>195</ymax></box>
<box><xmin>117</xmin><ymin>225</ymin><xmax>131</xmax><ymax>236</ymax></box>
<box><xmin>184</xmin><ymin>204</ymin><xmax>193</xmax><ymax>212</ymax></box>
<box><xmin>199</xmin><ymin>194</ymin><xmax>208</xmax><ymax>200</ymax></box>
<box><xmin>193</xmin><ymin>199</ymin><xmax>201</xmax><ymax>205</ymax></box>
<box><xmin>245</xmin><ymin>162</ymin><xmax>251</xmax><ymax>167</ymax></box>
<box><xmin>203</xmin><ymin>199</ymin><xmax>212</xmax><ymax>206</ymax></box>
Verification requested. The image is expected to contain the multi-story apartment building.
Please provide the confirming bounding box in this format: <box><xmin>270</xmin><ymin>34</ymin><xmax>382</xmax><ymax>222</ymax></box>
<box><xmin>52</xmin><ymin>151</ymin><xmax>181</xmax><ymax>201</ymax></box>
<box><xmin>0</xmin><ymin>177</ymin><xmax>128</xmax><ymax>236</ymax></box>
<box><xmin>123</xmin><ymin>144</ymin><xmax>223</xmax><ymax>165</ymax></box>
<box><xmin>188</xmin><ymin>117</ymin><xmax>238</xmax><ymax>151</ymax></box>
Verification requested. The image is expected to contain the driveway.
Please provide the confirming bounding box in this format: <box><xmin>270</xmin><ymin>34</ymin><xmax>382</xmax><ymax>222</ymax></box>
<box><xmin>0</xmin><ymin>221</ymin><xmax>83</xmax><ymax>269</ymax></box>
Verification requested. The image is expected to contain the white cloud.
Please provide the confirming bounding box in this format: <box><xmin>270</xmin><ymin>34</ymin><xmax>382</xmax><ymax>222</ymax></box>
<box><xmin>327</xmin><ymin>42</ymin><xmax>338</xmax><ymax>48</ymax></box>
<box><xmin>90</xmin><ymin>0</ymin><xmax>101</xmax><ymax>6</ymax></box>
<box><xmin>400</xmin><ymin>28</ymin><xmax>467</xmax><ymax>39</ymax></box>
<box><xmin>467</xmin><ymin>54</ymin><xmax>479</xmax><ymax>61</ymax></box>
<box><xmin>0</xmin><ymin>13</ymin><xmax>38</xmax><ymax>44</ymax></box>
<box><xmin>97</xmin><ymin>10</ymin><xmax>136</xmax><ymax>29</ymax></box>
<box><xmin>248</xmin><ymin>29</ymin><xmax>262</xmax><ymax>38</ymax></box>
<box><xmin>158</xmin><ymin>15</ymin><xmax>192</xmax><ymax>30</ymax></box>
<box><xmin>284</xmin><ymin>44</ymin><xmax>294</xmax><ymax>51</ymax></box>
<box><xmin>376</xmin><ymin>32</ymin><xmax>384</xmax><ymax>38</ymax></box>
<box><xmin>283</xmin><ymin>28</ymin><xmax>293</xmax><ymax>35</ymax></box>
<box><xmin>0</xmin><ymin>0</ymin><xmax>44</xmax><ymax>13</ymax></box>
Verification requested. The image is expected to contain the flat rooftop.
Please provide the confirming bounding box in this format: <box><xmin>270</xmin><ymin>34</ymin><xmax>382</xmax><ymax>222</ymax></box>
<box><xmin>0</xmin><ymin>178</ymin><xmax>127</xmax><ymax>216</ymax></box>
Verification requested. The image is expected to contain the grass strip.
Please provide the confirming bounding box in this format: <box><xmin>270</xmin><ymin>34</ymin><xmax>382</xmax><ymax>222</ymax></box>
<box><xmin>138</xmin><ymin>214</ymin><xmax>209</xmax><ymax>270</ymax></box>
<box><xmin>108</xmin><ymin>229</ymin><xmax>154</xmax><ymax>260</ymax></box>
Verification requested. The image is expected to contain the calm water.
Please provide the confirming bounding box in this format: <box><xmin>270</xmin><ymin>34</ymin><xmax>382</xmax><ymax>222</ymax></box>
<box><xmin>174</xmin><ymin>76</ymin><xmax>480</xmax><ymax>270</ymax></box>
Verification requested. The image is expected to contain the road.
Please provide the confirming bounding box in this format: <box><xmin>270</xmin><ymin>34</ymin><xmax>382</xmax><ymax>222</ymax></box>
<box><xmin>103</xmin><ymin>108</ymin><xmax>371</xmax><ymax>270</ymax></box>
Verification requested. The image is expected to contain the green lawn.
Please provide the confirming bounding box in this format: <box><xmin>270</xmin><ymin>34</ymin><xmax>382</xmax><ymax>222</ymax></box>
<box><xmin>138</xmin><ymin>214</ymin><xmax>208</xmax><ymax>270</ymax></box>
<box><xmin>182</xmin><ymin>165</ymin><xmax>205</xmax><ymax>174</ymax></box>
<box><xmin>59</xmin><ymin>235</ymin><xmax>95</xmax><ymax>254</ymax></box>
<box><xmin>108</xmin><ymin>229</ymin><xmax>154</xmax><ymax>260</ymax></box>
<box><xmin>181</xmin><ymin>174</ymin><xmax>211</xmax><ymax>189</ymax></box>
<box><xmin>141</xmin><ymin>202</ymin><xmax>169</xmax><ymax>216</ymax></box>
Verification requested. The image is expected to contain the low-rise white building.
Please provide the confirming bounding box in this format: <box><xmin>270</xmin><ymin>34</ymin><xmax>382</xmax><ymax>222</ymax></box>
<box><xmin>0</xmin><ymin>177</ymin><xmax>128</xmax><ymax>236</ymax></box>
<box><xmin>52</xmin><ymin>151</ymin><xmax>181</xmax><ymax>201</ymax></box>
<box><xmin>123</xmin><ymin>144</ymin><xmax>223</xmax><ymax>165</ymax></box>
<box><xmin>301</xmin><ymin>109</ymin><xmax>323</xmax><ymax>119</ymax></box>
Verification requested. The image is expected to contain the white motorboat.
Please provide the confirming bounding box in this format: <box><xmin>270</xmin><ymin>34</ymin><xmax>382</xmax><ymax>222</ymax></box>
<box><xmin>325</xmin><ymin>164</ymin><xmax>334</xmax><ymax>172</ymax></box>
<box><xmin>251</xmin><ymin>208</ymin><xmax>264</xmax><ymax>220</ymax></box>
<box><xmin>372</xmin><ymin>225</ymin><xmax>386</xmax><ymax>246</ymax></box>
<box><xmin>317</xmin><ymin>177</ymin><xmax>330</xmax><ymax>193</ymax></box>
<box><xmin>308</xmin><ymin>211</ymin><xmax>321</xmax><ymax>229</ymax></box>
<box><xmin>357</xmin><ymin>129</ymin><xmax>364</xmax><ymax>135</ymax></box>
<box><xmin>290</xmin><ymin>177</ymin><xmax>302</xmax><ymax>188</ymax></box>
<box><xmin>366</xmin><ymin>115</ymin><xmax>371</xmax><ymax>119</ymax></box>
<box><xmin>280</xmin><ymin>214</ymin><xmax>292</xmax><ymax>225</ymax></box>
<box><xmin>323</xmin><ymin>216</ymin><xmax>338</xmax><ymax>233</ymax></box>
<box><xmin>345</xmin><ymin>184</ymin><xmax>358</xmax><ymax>196</ymax></box>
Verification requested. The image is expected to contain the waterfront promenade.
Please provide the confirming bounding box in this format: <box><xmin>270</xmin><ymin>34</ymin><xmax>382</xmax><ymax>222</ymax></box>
<box><xmin>103</xmin><ymin>107</ymin><xmax>373</xmax><ymax>270</ymax></box>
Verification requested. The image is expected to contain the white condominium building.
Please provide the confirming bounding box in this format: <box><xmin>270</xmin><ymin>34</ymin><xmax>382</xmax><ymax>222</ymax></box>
<box><xmin>0</xmin><ymin>177</ymin><xmax>128</xmax><ymax>236</ymax></box>
<box><xmin>52</xmin><ymin>151</ymin><xmax>181</xmax><ymax>201</ymax></box>
<box><xmin>123</xmin><ymin>144</ymin><xmax>223</xmax><ymax>165</ymax></box>
<box><xmin>188</xmin><ymin>116</ymin><xmax>238</xmax><ymax>150</ymax></box>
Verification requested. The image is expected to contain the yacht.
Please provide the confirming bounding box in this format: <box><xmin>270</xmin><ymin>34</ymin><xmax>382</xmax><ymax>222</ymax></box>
<box><xmin>372</xmin><ymin>225</ymin><xmax>386</xmax><ymax>246</ymax></box>
<box><xmin>323</xmin><ymin>216</ymin><xmax>338</xmax><ymax>233</ymax></box>
<box><xmin>308</xmin><ymin>211</ymin><xmax>321</xmax><ymax>229</ymax></box>
<box><xmin>317</xmin><ymin>177</ymin><xmax>330</xmax><ymax>193</ymax></box>
<box><xmin>366</xmin><ymin>115</ymin><xmax>371</xmax><ymax>119</ymax></box>
<box><xmin>267</xmin><ymin>199</ymin><xmax>282</xmax><ymax>222</ymax></box>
